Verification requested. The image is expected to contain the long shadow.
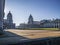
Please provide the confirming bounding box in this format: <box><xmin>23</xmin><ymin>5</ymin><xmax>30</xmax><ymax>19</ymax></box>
<box><xmin>4</xmin><ymin>31</ymin><xmax>30</xmax><ymax>39</ymax></box>
<box><xmin>0</xmin><ymin>31</ymin><xmax>30</xmax><ymax>45</ymax></box>
<box><xmin>7</xmin><ymin>31</ymin><xmax>60</xmax><ymax>45</ymax></box>
<box><xmin>0</xmin><ymin>31</ymin><xmax>60</xmax><ymax>45</ymax></box>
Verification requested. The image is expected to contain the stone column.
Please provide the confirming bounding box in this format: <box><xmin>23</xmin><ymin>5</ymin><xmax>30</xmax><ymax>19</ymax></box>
<box><xmin>0</xmin><ymin>0</ymin><xmax>5</xmax><ymax>35</ymax></box>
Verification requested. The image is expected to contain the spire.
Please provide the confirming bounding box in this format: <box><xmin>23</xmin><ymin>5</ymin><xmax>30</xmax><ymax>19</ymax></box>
<box><xmin>28</xmin><ymin>14</ymin><xmax>34</xmax><ymax>24</ymax></box>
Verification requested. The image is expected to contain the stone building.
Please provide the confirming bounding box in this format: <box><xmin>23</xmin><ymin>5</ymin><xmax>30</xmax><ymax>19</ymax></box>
<box><xmin>40</xmin><ymin>19</ymin><xmax>60</xmax><ymax>28</ymax></box>
<box><xmin>19</xmin><ymin>14</ymin><xmax>60</xmax><ymax>29</ymax></box>
<box><xmin>28</xmin><ymin>14</ymin><xmax>34</xmax><ymax>24</ymax></box>
<box><xmin>19</xmin><ymin>14</ymin><xmax>40</xmax><ymax>28</ymax></box>
<box><xmin>0</xmin><ymin>0</ymin><xmax>5</xmax><ymax>34</ymax></box>
<box><xmin>28</xmin><ymin>15</ymin><xmax>60</xmax><ymax>28</ymax></box>
<box><xmin>28</xmin><ymin>14</ymin><xmax>40</xmax><ymax>28</ymax></box>
<box><xmin>3</xmin><ymin>11</ymin><xmax>15</xmax><ymax>29</ymax></box>
<box><xmin>19</xmin><ymin>23</ymin><xmax>28</xmax><ymax>29</ymax></box>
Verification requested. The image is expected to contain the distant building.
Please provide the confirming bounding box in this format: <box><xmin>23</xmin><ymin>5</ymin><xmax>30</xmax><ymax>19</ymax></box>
<box><xmin>19</xmin><ymin>14</ymin><xmax>40</xmax><ymax>28</ymax></box>
<box><xmin>40</xmin><ymin>19</ymin><xmax>60</xmax><ymax>28</ymax></box>
<box><xmin>3</xmin><ymin>11</ymin><xmax>15</xmax><ymax>29</ymax></box>
<box><xmin>28</xmin><ymin>14</ymin><xmax>40</xmax><ymax>28</ymax></box>
<box><xmin>19</xmin><ymin>23</ymin><xmax>28</xmax><ymax>29</ymax></box>
<box><xmin>19</xmin><ymin>14</ymin><xmax>60</xmax><ymax>29</ymax></box>
<box><xmin>7</xmin><ymin>11</ymin><xmax>13</xmax><ymax>23</ymax></box>
<box><xmin>28</xmin><ymin>14</ymin><xmax>34</xmax><ymax>24</ymax></box>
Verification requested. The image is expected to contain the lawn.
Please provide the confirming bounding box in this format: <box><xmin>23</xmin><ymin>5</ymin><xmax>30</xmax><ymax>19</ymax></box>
<box><xmin>17</xmin><ymin>28</ymin><xmax>60</xmax><ymax>30</ymax></box>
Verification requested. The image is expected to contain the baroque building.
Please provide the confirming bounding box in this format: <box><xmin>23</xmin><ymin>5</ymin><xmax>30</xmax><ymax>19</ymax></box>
<box><xmin>19</xmin><ymin>14</ymin><xmax>60</xmax><ymax>29</ymax></box>
<box><xmin>28</xmin><ymin>14</ymin><xmax>40</xmax><ymax>28</ymax></box>
<box><xmin>28</xmin><ymin>14</ymin><xmax>33</xmax><ymax>24</ymax></box>
<box><xmin>19</xmin><ymin>14</ymin><xmax>40</xmax><ymax>28</ymax></box>
<box><xmin>40</xmin><ymin>19</ymin><xmax>60</xmax><ymax>28</ymax></box>
<box><xmin>3</xmin><ymin>11</ymin><xmax>15</xmax><ymax>29</ymax></box>
<box><xmin>7</xmin><ymin>11</ymin><xmax>13</xmax><ymax>23</ymax></box>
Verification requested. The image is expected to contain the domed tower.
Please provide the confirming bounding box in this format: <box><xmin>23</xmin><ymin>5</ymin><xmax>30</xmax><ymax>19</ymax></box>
<box><xmin>7</xmin><ymin>11</ymin><xmax>13</xmax><ymax>23</ymax></box>
<box><xmin>28</xmin><ymin>14</ymin><xmax>34</xmax><ymax>24</ymax></box>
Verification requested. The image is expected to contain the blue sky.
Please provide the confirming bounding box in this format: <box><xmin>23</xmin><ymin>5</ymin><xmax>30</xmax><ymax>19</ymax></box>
<box><xmin>4</xmin><ymin>0</ymin><xmax>60</xmax><ymax>26</ymax></box>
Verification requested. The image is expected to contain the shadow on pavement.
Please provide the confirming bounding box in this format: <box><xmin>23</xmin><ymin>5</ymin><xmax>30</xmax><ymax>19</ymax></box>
<box><xmin>0</xmin><ymin>31</ymin><xmax>30</xmax><ymax>45</ymax></box>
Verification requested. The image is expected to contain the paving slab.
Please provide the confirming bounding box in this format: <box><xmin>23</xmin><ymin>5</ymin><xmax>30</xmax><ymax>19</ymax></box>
<box><xmin>0</xmin><ymin>29</ymin><xmax>60</xmax><ymax>45</ymax></box>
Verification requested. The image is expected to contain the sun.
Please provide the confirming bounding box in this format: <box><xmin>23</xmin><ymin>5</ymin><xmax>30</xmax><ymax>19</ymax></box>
<box><xmin>4</xmin><ymin>7</ymin><xmax>9</xmax><ymax>19</ymax></box>
<box><xmin>4</xmin><ymin>7</ymin><xmax>9</xmax><ymax>15</ymax></box>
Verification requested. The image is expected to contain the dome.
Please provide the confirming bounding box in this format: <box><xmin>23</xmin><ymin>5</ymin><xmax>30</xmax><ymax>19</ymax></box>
<box><xmin>7</xmin><ymin>11</ymin><xmax>13</xmax><ymax>23</ymax></box>
<box><xmin>29</xmin><ymin>14</ymin><xmax>33</xmax><ymax>18</ymax></box>
<box><xmin>7</xmin><ymin>11</ymin><xmax>12</xmax><ymax>17</ymax></box>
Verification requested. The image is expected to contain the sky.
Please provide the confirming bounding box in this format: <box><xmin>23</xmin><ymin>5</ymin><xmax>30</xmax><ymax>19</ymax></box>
<box><xmin>4</xmin><ymin>0</ymin><xmax>60</xmax><ymax>26</ymax></box>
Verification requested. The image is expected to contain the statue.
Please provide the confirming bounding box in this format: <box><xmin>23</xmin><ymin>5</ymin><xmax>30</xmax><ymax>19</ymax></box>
<box><xmin>0</xmin><ymin>0</ymin><xmax>5</xmax><ymax>35</ymax></box>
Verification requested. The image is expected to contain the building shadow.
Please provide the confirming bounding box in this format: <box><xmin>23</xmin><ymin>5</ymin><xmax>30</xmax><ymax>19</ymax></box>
<box><xmin>4</xmin><ymin>31</ymin><xmax>30</xmax><ymax>39</ymax></box>
<box><xmin>0</xmin><ymin>31</ymin><xmax>30</xmax><ymax>45</ymax></box>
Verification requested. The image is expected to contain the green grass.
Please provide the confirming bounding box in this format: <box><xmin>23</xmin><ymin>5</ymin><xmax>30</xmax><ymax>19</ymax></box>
<box><xmin>29</xmin><ymin>28</ymin><xmax>59</xmax><ymax>30</ymax></box>
<box><xmin>17</xmin><ymin>28</ymin><xmax>60</xmax><ymax>30</ymax></box>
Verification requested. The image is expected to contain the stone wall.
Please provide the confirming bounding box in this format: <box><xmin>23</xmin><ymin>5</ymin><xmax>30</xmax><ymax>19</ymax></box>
<box><xmin>0</xmin><ymin>0</ymin><xmax>5</xmax><ymax>35</ymax></box>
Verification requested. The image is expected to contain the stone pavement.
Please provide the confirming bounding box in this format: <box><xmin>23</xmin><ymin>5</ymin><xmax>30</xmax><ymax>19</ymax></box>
<box><xmin>0</xmin><ymin>30</ymin><xmax>30</xmax><ymax>45</ymax></box>
<box><xmin>0</xmin><ymin>29</ymin><xmax>60</xmax><ymax>45</ymax></box>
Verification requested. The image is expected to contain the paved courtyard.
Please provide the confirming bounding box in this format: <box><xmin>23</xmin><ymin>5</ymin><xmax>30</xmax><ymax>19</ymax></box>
<box><xmin>0</xmin><ymin>29</ymin><xmax>60</xmax><ymax>45</ymax></box>
<box><xmin>5</xmin><ymin>29</ymin><xmax>60</xmax><ymax>39</ymax></box>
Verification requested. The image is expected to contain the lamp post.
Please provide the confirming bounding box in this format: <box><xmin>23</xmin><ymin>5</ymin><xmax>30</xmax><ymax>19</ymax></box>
<box><xmin>0</xmin><ymin>0</ymin><xmax>5</xmax><ymax>35</ymax></box>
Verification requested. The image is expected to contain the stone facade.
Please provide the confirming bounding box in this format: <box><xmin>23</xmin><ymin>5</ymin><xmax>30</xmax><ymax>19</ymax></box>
<box><xmin>19</xmin><ymin>14</ymin><xmax>40</xmax><ymax>28</ymax></box>
<box><xmin>0</xmin><ymin>0</ymin><xmax>5</xmax><ymax>34</ymax></box>
<box><xmin>28</xmin><ymin>14</ymin><xmax>34</xmax><ymax>24</ymax></box>
<box><xmin>3</xmin><ymin>11</ymin><xmax>15</xmax><ymax>29</ymax></box>
<box><xmin>19</xmin><ymin>14</ymin><xmax>60</xmax><ymax>29</ymax></box>
<box><xmin>40</xmin><ymin>19</ymin><xmax>60</xmax><ymax>28</ymax></box>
